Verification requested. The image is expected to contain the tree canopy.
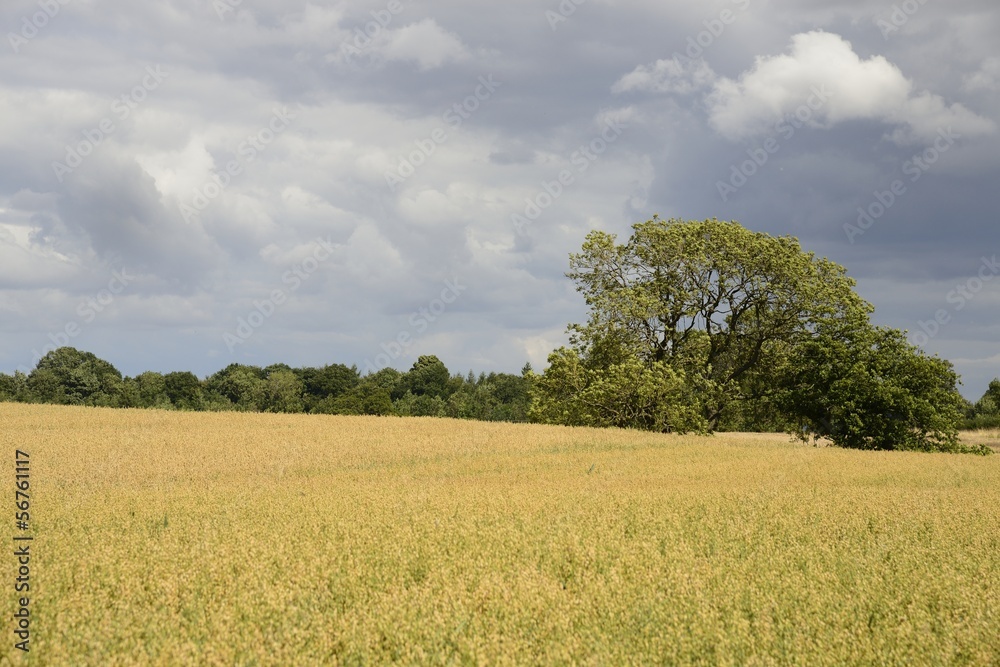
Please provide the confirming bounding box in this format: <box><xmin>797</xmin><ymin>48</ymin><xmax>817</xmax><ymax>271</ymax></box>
<box><xmin>532</xmin><ymin>217</ymin><xmax>983</xmax><ymax>453</ymax></box>
<box><xmin>0</xmin><ymin>347</ymin><xmax>531</xmax><ymax>424</ymax></box>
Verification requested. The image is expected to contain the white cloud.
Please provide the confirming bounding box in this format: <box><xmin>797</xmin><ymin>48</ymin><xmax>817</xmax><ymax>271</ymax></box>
<box><xmin>381</xmin><ymin>19</ymin><xmax>469</xmax><ymax>70</ymax></box>
<box><xmin>700</xmin><ymin>31</ymin><xmax>994</xmax><ymax>143</ymax></box>
<box><xmin>612</xmin><ymin>57</ymin><xmax>716</xmax><ymax>95</ymax></box>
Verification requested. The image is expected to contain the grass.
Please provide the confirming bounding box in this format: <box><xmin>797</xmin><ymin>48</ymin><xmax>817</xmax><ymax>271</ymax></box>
<box><xmin>1</xmin><ymin>403</ymin><xmax>998</xmax><ymax>665</ymax></box>
<box><xmin>959</xmin><ymin>428</ymin><xmax>1000</xmax><ymax>452</ymax></box>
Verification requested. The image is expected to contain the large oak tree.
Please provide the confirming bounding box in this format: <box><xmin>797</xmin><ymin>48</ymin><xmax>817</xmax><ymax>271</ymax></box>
<box><xmin>532</xmin><ymin>217</ymin><xmax>974</xmax><ymax>452</ymax></box>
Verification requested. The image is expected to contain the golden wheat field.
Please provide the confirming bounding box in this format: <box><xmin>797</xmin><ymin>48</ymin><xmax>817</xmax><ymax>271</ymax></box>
<box><xmin>1</xmin><ymin>403</ymin><xmax>998</xmax><ymax>666</ymax></box>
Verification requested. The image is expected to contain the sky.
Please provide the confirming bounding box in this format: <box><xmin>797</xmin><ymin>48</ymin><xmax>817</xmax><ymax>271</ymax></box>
<box><xmin>0</xmin><ymin>0</ymin><xmax>997</xmax><ymax>399</ymax></box>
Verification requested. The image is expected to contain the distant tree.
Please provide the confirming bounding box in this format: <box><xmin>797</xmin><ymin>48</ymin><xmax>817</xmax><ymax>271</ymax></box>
<box><xmin>296</xmin><ymin>364</ymin><xmax>359</xmax><ymax>411</ymax></box>
<box><xmin>962</xmin><ymin>378</ymin><xmax>1000</xmax><ymax>429</ymax></box>
<box><xmin>261</xmin><ymin>369</ymin><xmax>304</xmax><ymax>413</ymax></box>
<box><xmin>25</xmin><ymin>369</ymin><xmax>62</xmax><ymax>404</ymax></box>
<box><xmin>132</xmin><ymin>371</ymin><xmax>171</xmax><ymax>409</ymax></box>
<box><xmin>0</xmin><ymin>371</ymin><xmax>28</xmax><ymax>402</ymax></box>
<box><xmin>315</xmin><ymin>380</ymin><xmax>394</xmax><ymax>416</ymax></box>
<box><xmin>27</xmin><ymin>347</ymin><xmax>123</xmax><ymax>406</ymax></box>
<box><xmin>486</xmin><ymin>372</ymin><xmax>532</xmax><ymax>422</ymax></box>
<box><xmin>986</xmin><ymin>379</ymin><xmax>1000</xmax><ymax>410</ymax></box>
<box><xmin>396</xmin><ymin>355</ymin><xmax>451</xmax><ymax>399</ymax></box>
<box><xmin>163</xmin><ymin>372</ymin><xmax>203</xmax><ymax>411</ymax></box>
<box><xmin>4</xmin><ymin>346</ymin><xmax>562</xmax><ymax>426</ymax></box>
<box><xmin>451</xmin><ymin>371</ymin><xmax>532</xmax><ymax>422</ymax></box>
<box><xmin>0</xmin><ymin>373</ymin><xmax>12</xmax><ymax>401</ymax></box>
<box><xmin>364</xmin><ymin>367</ymin><xmax>404</xmax><ymax>395</ymax></box>
<box><xmin>205</xmin><ymin>364</ymin><xmax>266</xmax><ymax>411</ymax></box>
<box><xmin>394</xmin><ymin>391</ymin><xmax>446</xmax><ymax>417</ymax></box>
<box><xmin>115</xmin><ymin>377</ymin><xmax>141</xmax><ymax>408</ymax></box>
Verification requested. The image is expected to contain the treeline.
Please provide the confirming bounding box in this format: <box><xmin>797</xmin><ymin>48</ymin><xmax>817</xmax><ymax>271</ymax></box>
<box><xmin>962</xmin><ymin>379</ymin><xmax>1000</xmax><ymax>429</ymax></box>
<box><xmin>1</xmin><ymin>345</ymin><xmax>997</xmax><ymax>436</ymax></box>
<box><xmin>0</xmin><ymin>347</ymin><xmax>531</xmax><ymax>422</ymax></box>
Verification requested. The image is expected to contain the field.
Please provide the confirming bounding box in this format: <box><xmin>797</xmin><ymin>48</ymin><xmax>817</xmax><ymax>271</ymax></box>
<box><xmin>960</xmin><ymin>428</ymin><xmax>1000</xmax><ymax>452</ymax></box>
<box><xmin>1</xmin><ymin>403</ymin><xmax>998</xmax><ymax>666</ymax></box>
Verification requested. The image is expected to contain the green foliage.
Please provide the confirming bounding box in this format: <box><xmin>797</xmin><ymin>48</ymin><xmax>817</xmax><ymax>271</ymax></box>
<box><xmin>987</xmin><ymin>378</ymin><xmax>1000</xmax><ymax>406</ymax></box>
<box><xmin>779</xmin><ymin>325</ymin><xmax>975</xmax><ymax>453</ymax></box>
<box><xmin>261</xmin><ymin>369</ymin><xmax>304</xmax><ymax>413</ymax></box>
<box><xmin>0</xmin><ymin>371</ymin><xmax>29</xmax><ymax>402</ymax></box>
<box><xmin>529</xmin><ymin>348</ymin><xmax>708</xmax><ymax>433</ymax></box>
<box><xmin>394</xmin><ymin>391</ymin><xmax>447</xmax><ymax>417</ymax></box>
<box><xmin>163</xmin><ymin>372</ymin><xmax>204</xmax><ymax>411</ymax></box>
<box><xmin>559</xmin><ymin>217</ymin><xmax>870</xmax><ymax>428</ymax></box>
<box><xmin>27</xmin><ymin>347</ymin><xmax>123</xmax><ymax>406</ymax></box>
<box><xmin>313</xmin><ymin>380</ymin><xmax>394</xmax><ymax>416</ymax></box>
<box><xmin>396</xmin><ymin>355</ymin><xmax>452</xmax><ymax>400</ymax></box>
<box><xmin>2</xmin><ymin>348</ymin><xmax>534</xmax><ymax>424</ymax></box>
<box><xmin>205</xmin><ymin>364</ymin><xmax>266</xmax><ymax>411</ymax></box>
<box><xmin>961</xmin><ymin>378</ymin><xmax>1000</xmax><ymax>429</ymax></box>
<box><xmin>446</xmin><ymin>371</ymin><xmax>532</xmax><ymax>422</ymax></box>
<box><xmin>534</xmin><ymin>217</ymin><xmax>973</xmax><ymax>452</ymax></box>
<box><xmin>133</xmin><ymin>371</ymin><xmax>172</xmax><ymax>409</ymax></box>
<box><xmin>365</xmin><ymin>368</ymin><xmax>404</xmax><ymax>395</ymax></box>
<box><xmin>296</xmin><ymin>364</ymin><xmax>359</xmax><ymax>411</ymax></box>
<box><xmin>715</xmin><ymin>396</ymin><xmax>794</xmax><ymax>433</ymax></box>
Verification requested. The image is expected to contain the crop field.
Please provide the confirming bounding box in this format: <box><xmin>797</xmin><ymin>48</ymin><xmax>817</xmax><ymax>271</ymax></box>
<box><xmin>959</xmin><ymin>428</ymin><xmax>1000</xmax><ymax>452</ymax></box>
<box><xmin>1</xmin><ymin>403</ymin><xmax>998</xmax><ymax>666</ymax></box>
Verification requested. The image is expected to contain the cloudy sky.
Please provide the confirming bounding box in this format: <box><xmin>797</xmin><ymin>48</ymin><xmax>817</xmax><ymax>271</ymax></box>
<box><xmin>1</xmin><ymin>0</ymin><xmax>998</xmax><ymax>398</ymax></box>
